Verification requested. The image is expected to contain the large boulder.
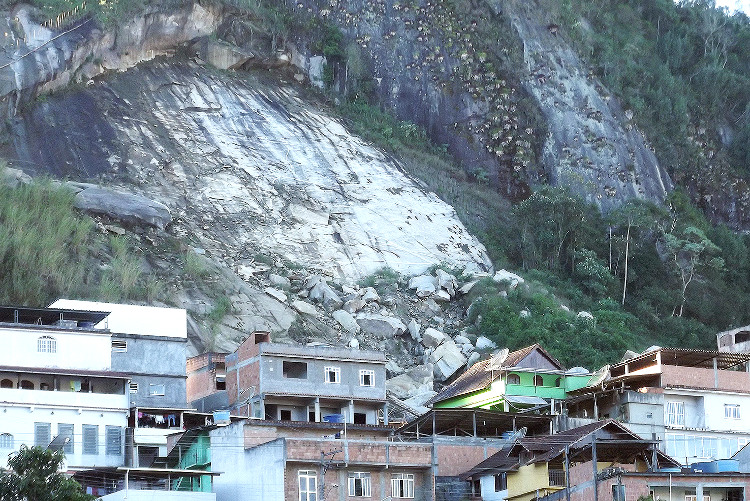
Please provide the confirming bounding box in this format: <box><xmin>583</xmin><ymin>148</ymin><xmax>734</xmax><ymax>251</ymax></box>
<box><xmin>1</xmin><ymin>167</ymin><xmax>31</xmax><ymax>188</ymax></box>
<box><xmin>332</xmin><ymin>309</ymin><xmax>360</xmax><ymax>334</ymax></box>
<box><xmin>308</xmin><ymin>281</ymin><xmax>343</xmax><ymax>308</ymax></box>
<box><xmin>356</xmin><ymin>313</ymin><xmax>407</xmax><ymax>338</ymax></box>
<box><xmin>475</xmin><ymin>336</ymin><xmax>497</xmax><ymax>350</ymax></box>
<box><xmin>292</xmin><ymin>300</ymin><xmax>318</xmax><ymax>316</ymax></box>
<box><xmin>493</xmin><ymin>269</ymin><xmax>525</xmax><ymax>289</ymax></box>
<box><xmin>430</xmin><ymin>340</ymin><xmax>468</xmax><ymax>380</ymax></box>
<box><xmin>386</xmin><ymin>364</ymin><xmax>434</xmax><ymax>399</ymax></box>
<box><xmin>408</xmin><ymin>319</ymin><xmax>421</xmax><ymax>342</ymax></box>
<box><xmin>408</xmin><ymin>275</ymin><xmax>437</xmax><ymax>297</ymax></box>
<box><xmin>422</xmin><ymin>328</ymin><xmax>446</xmax><ymax>348</ymax></box>
<box><xmin>74</xmin><ymin>187</ymin><xmax>172</xmax><ymax>229</ymax></box>
<box><xmin>436</xmin><ymin>269</ymin><xmax>458</xmax><ymax>296</ymax></box>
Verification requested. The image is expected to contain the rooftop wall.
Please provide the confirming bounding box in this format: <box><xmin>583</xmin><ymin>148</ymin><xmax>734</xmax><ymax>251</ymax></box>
<box><xmin>661</xmin><ymin>365</ymin><xmax>750</xmax><ymax>393</ymax></box>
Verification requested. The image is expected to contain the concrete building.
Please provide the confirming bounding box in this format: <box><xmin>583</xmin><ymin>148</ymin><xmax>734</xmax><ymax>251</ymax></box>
<box><xmin>223</xmin><ymin>332</ymin><xmax>388</xmax><ymax>424</ymax></box>
<box><xmin>0</xmin><ymin>305</ymin><xmax>129</xmax><ymax>469</ymax></box>
<box><xmin>717</xmin><ymin>325</ymin><xmax>750</xmax><ymax>353</ymax></box>
<box><xmin>74</xmin><ymin>467</ymin><xmax>219</xmax><ymax>500</ymax></box>
<box><xmin>211</xmin><ymin>418</ymin><xmax>433</xmax><ymax>501</ymax></box>
<box><xmin>566</xmin><ymin>347</ymin><xmax>750</xmax><ymax>465</ymax></box>
<box><xmin>186</xmin><ymin>353</ymin><xmax>229</xmax><ymax>412</ymax></box>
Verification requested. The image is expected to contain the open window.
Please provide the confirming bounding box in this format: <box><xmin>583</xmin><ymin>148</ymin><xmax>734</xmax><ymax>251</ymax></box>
<box><xmin>283</xmin><ymin>361</ymin><xmax>308</xmax><ymax>379</ymax></box>
<box><xmin>324</xmin><ymin>366</ymin><xmax>341</xmax><ymax>384</ymax></box>
<box><xmin>507</xmin><ymin>373</ymin><xmax>520</xmax><ymax>385</ymax></box>
<box><xmin>533</xmin><ymin>375</ymin><xmax>544</xmax><ymax>386</ymax></box>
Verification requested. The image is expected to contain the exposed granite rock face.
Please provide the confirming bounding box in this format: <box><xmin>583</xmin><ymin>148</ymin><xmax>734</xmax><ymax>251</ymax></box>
<box><xmin>10</xmin><ymin>60</ymin><xmax>492</xmax><ymax>280</ymax></box>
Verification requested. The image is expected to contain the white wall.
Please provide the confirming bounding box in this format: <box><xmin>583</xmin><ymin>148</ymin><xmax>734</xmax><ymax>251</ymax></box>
<box><xmin>0</xmin><ymin>326</ymin><xmax>111</xmax><ymax>371</ymax></box>
<box><xmin>210</xmin><ymin>423</ymin><xmax>285</xmax><ymax>501</ymax></box>
<box><xmin>702</xmin><ymin>392</ymin><xmax>750</xmax><ymax>432</ymax></box>
<box><xmin>0</xmin><ymin>405</ymin><xmax>128</xmax><ymax>469</ymax></box>
<box><xmin>480</xmin><ymin>474</ymin><xmax>507</xmax><ymax>501</ymax></box>
<box><xmin>50</xmin><ymin>300</ymin><xmax>187</xmax><ymax>339</ymax></box>
<box><xmin>100</xmin><ymin>491</ymin><xmax>215</xmax><ymax>501</ymax></box>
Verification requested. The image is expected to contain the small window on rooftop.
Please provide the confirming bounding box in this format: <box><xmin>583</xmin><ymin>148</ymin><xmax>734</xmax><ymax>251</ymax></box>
<box><xmin>283</xmin><ymin>361</ymin><xmax>308</xmax><ymax>379</ymax></box>
<box><xmin>736</xmin><ymin>331</ymin><xmax>750</xmax><ymax>344</ymax></box>
<box><xmin>253</xmin><ymin>332</ymin><xmax>270</xmax><ymax>344</ymax></box>
<box><xmin>111</xmin><ymin>340</ymin><xmax>127</xmax><ymax>352</ymax></box>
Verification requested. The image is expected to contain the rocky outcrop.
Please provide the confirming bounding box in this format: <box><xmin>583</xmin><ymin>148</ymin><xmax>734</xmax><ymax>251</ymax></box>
<box><xmin>73</xmin><ymin>186</ymin><xmax>172</xmax><ymax>229</ymax></box>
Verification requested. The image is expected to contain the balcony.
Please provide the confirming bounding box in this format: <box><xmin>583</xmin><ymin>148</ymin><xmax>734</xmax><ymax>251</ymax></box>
<box><xmin>549</xmin><ymin>469</ymin><xmax>566</xmax><ymax>487</ymax></box>
<box><xmin>0</xmin><ymin>387</ymin><xmax>128</xmax><ymax>410</ymax></box>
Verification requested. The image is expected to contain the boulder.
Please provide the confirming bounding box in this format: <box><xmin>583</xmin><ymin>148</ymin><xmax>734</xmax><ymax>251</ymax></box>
<box><xmin>520</xmin><ymin>309</ymin><xmax>531</xmax><ymax>318</ymax></box>
<box><xmin>1</xmin><ymin>167</ymin><xmax>31</xmax><ymax>187</ymax></box>
<box><xmin>356</xmin><ymin>313</ymin><xmax>407</xmax><ymax>338</ymax></box>
<box><xmin>386</xmin><ymin>359</ymin><xmax>405</xmax><ymax>375</ymax></box>
<box><xmin>199</xmin><ymin>39</ymin><xmax>254</xmax><ymax>70</ymax></box>
<box><xmin>333</xmin><ymin>309</ymin><xmax>360</xmax><ymax>334</ymax></box>
<box><xmin>460</xmin><ymin>343</ymin><xmax>474</xmax><ymax>356</ymax></box>
<box><xmin>309</xmin><ymin>281</ymin><xmax>343</xmax><ymax>308</ymax></box>
<box><xmin>454</xmin><ymin>334</ymin><xmax>471</xmax><ymax>345</ymax></box>
<box><xmin>304</xmin><ymin>275</ymin><xmax>325</xmax><ymax>290</ymax></box>
<box><xmin>493</xmin><ymin>269</ymin><xmax>525</xmax><ymax>289</ymax></box>
<box><xmin>422</xmin><ymin>328</ymin><xmax>446</xmax><ymax>348</ymax></box>
<box><xmin>577</xmin><ymin>311</ymin><xmax>594</xmax><ymax>320</ymax></box>
<box><xmin>436</xmin><ymin>269</ymin><xmax>457</xmax><ymax>296</ymax></box>
<box><xmin>349</xmin><ymin>338</ymin><xmax>360</xmax><ymax>349</ymax></box>
<box><xmin>458</xmin><ymin>280</ymin><xmax>479</xmax><ymax>295</ymax></box>
<box><xmin>434</xmin><ymin>290</ymin><xmax>452</xmax><ymax>302</ymax></box>
<box><xmin>291</xmin><ymin>300</ymin><xmax>318</xmax><ymax>316</ymax></box>
<box><xmin>343</xmin><ymin>298</ymin><xmax>367</xmax><ymax>314</ymax></box>
<box><xmin>403</xmin><ymin>392</ymin><xmax>437</xmax><ymax>412</ymax></box>
<box><xmin>466</xmin><ymin>351</ymin><xmax>481</xmax><ymax>368</ymax></box>
<box><xmin>475</xmin><ymin>336</ymin><xmax>497</xmax><ymax>350</ymax></box>
<box><xmin>264</xmin><ymin>287</ymin><xmax>287</xmax><ymax>303</ymax></box>
<box><xmin>408</xmin><ymin>319</ymin><xmax>421</xmax><ymax>342</ymax></box>
<box><xmin>361</xmin><ymin>287</ymin><xmax>380</xmax><ymax>303</ymax></box>
<box><xmin>430</xmin><ymin>340</ymin><xmax>468</xmax><ymax>380</ymax></box>
<box><xmin>74</xmin><ymin>187</ymin><xmax>172</xmax><ymax>229</ymax></box>
<box><xmin>408</xmin><ymin>275</ymin><xmax>437</xmax><ymax>297</ymax></box>
<box><xmin>269</xmin><ymin>273</ymin><xmax>291</xmax><ymax>289</ymax></box>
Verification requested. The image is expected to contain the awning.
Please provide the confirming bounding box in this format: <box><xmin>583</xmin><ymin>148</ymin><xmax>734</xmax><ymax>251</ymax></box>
<box><xmin>505</xmin><ymin>395</ymin><xmax>548</xmax><ymax>406</ymax></box>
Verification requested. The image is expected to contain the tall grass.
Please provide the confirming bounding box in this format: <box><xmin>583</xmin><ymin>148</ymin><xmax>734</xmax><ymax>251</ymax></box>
<box><xmin>0</xmin><ymin>176</ymin><xmax>94</xmax><ymax>305</ymax></box>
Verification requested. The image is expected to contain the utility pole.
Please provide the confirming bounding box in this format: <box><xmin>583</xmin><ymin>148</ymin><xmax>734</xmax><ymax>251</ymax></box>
<box><xmin>319</xmin><ymin>448</ymin><xmax>343</xmax><ymax>501</ymax></box>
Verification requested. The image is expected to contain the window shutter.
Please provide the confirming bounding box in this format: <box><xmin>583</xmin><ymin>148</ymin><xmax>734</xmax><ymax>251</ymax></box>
<box><xmin>83</xmin><ymin>425</ymin><xmax>99</xmax><ymax>455</ymax></box>
<box><xmin>106</xmin><ymin>426</ymin><xmax>122</xmax><ymax>456</ymax></box>
<box><xmin>58</xmin><ymin>423</ymin><xmax>74</xmax><ymax>454</ymax></box>
<box><xmin>34</xmin><ymin>422</ymin><xmax>51</xmax><ymax>448</ymax></box>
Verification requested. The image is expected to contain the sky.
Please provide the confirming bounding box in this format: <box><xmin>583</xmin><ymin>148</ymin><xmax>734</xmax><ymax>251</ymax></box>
<box><xmin>714</xmin><ymin>0</ymin><xmax>750</xmax><ymax>14</ymax></box>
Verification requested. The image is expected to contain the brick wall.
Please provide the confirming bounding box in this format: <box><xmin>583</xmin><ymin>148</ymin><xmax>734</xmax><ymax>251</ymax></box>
<box><xmin>661</xmin><ymin>365</ymin><xmax>750</xmax><ymax>392</ymax></box>
<box><xmin>187</xmin><ymin>367</ymin><xmax>215</xmax><ymax>402</ymax></box>
<box><xmin>567</xmin><ymin>473</ymin><xmax>750</xmax><ymax>501</ymax></box>
<box><xmin>285</xmin><ymin>439</ymin><xmax>432</xmax><ymax>466</ymax></box>
<box><xmin>436</xmin><ymin>444</ymin><xmax>503</xmax><ymax>476</ymax></box>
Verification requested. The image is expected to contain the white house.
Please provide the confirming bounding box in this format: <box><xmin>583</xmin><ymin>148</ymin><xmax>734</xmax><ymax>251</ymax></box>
<box><xmin>0</xmin><ymin>306</ymin><xmax>129</xmax><ymax>469</ymax></box>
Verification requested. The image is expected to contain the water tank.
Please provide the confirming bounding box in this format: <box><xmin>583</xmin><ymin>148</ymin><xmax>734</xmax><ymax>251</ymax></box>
<box><xmin>323</xmin><ymin>414</ymin><xmax>344</xmax><ymax>423</ymax></box>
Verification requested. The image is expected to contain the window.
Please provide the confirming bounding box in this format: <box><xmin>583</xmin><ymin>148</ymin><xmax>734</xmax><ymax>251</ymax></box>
<box><xmin>105</xmin><ymin>426</ymin><xmax>122</xmax><ymax>456</ymax></box>
<box><xmin>354</xmin><ymin>412</ymin><xmax>367</xmax><ymax>424</ymax></box>
<box><xmin>324</xmin><ymin>367</ymin><xmax>340</xmax><ymax>384</ymax></box>
<box><xmin>129</xmin><ymin>382</ymin><xmax>139</xmax><ymax>394</ymax></box>
<box><xmin>148</xmin><ymin>384</ymin><xmax>165</xmax><ymax>396</ymax></box>
<box><xmin>612</xmin><ymin>484</ymin><xmax>626</xmax><ymax>501</ymax></box>
<box><xmin>298</xmin><ymin>470</ymin><xmax>317</xmax><ymax>501</ymax></box>
<box><xmin>360</xmin><ymin>370</ymin><xmax>374</xmax><ymax>387</ymax></box>
<box><xmin>666</xmin><ymin>401</ymin><xmax>685</xmax><ymax>427</ymax></box>
<box><xmin>1</xmin><ymin>379</ymin><xmax>12</xmax><ymax>388</ymax></box>
<box><xmin>280</xmin><ymin>410</ymin><xmax>292</xmax><ymax>421</ymax></box>
<box><xmin>724</xmin><ymin>404</ymin><xmax>741</xmax><ymax>420</ymax></box>
<box><xmin>34</xmin><ymin>422</ymin><xmax>51</xmax><ymax>448</ymax></box>
<box><xmin>392</xmin><ymin>473</ymin><xmax>414</xmax><ymax>498</ymax></box>
<box><xmin>0</xmin><ymin>433</ymin><xmax>13</xmax><ymax>449</ymax></box>
<box><xmin>494</xmin><ymin>473</ymin><xmax>507</xmax><ymax>492</ymax></box>
<box><xmin>507</xmin><ymin>373</ymin><xmax>520</xmax><ymax>385</ymax></box>
<box><xmin>555</xmin><ymin>377</ymin><xmax>562</xmax><ymax>387</ymax></box>
<box><xmin>37</xmin><ymin>336</ymin><xmax>57</xmax><ymax>353</ymax></box>
<box><xmin>111</xmin><ymin>340</ymin><xmax>127</xmax><ymax>352</ymax></box>
<box><xmin>533</xmin><ymin>375</ymin><xmax>544</xmax><ymax>386</ymax></box>
<box><xmin>58</xmin><ymin>423</ymin><xmax>74</xmax><ymax>455</ymax></box>
<box><xmin>283</xmin><ymin>361</ymin><xmax>308</xmax><ymax>379</ymax></box>
<box><xmin>348</xmin><ymin>472</ymin><xmax>371</xmax><ymax>497</ymax></box>
<box><xmin>685</xmin><ymin>496</ymin><xmax>710</xmax><ymax>501</ymax></box>
<box><xmin>82</xmin><ymin>425</ymin><xmax>98</xmax><ymax>455</ymax></box>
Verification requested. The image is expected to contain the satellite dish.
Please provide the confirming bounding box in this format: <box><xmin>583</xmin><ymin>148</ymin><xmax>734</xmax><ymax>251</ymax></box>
<box><xmin>486</xmin><ymin>348</ymin><xmax>509</xmax><ymax>371</ymax></box>
<box><xmin>47</xmin><ymin>434</ymin><xmax>71</xmax><ymax>452</ymax></box>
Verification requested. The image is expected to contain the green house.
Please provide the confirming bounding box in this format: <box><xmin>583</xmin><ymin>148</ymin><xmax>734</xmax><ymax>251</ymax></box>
<box><xmin>427</xmin><ymin>344</ymin><xmax>591</xmax><ymax>412</ymax></box>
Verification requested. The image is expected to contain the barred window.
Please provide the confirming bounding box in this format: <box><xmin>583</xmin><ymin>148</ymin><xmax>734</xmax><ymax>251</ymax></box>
<box><xmin>34</xmin><ymin>422</ymin><xmax>51</xmax><ymax>448</ymax></box>
<box><xmin>105</xmin><ymin>426</ymin><xmax>122</xmax><ymax>456</ymax></box>
<box><xmin>37</xmin><ymin>336</ymin><xmax>57</xmax><ymax>353</ymax></box>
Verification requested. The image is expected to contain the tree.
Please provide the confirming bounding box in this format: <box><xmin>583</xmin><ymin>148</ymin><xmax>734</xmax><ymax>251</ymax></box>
<box><xmin>662</xmin><ymin>225</ymin><xmax>724</xmax><ymax>317</ymax></box>
<box><xmin>0</xmin><ymin>446</ymin><xmax>93</xmax><ymax>501</ymax></box>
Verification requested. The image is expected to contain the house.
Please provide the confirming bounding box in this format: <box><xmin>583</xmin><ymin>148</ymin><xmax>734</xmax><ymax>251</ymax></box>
<box><xmin>73</xmin><ymin>466</ymin><xmax>220</xmax><ymax>500</ymax></box>
<box><xmin>187</xmin><ymin>352</ymin><xmax>229</xmax><ymax>412</ymax></box>
<box><xmin>396</xmin><ymin>408</ymin><xmax>554</xmax><ymax>500</ymax></box>
<box><xmin>460</xmin><ymin>420</ymin><xmax>680</xmax><ymax>501</ymax></box>
<box><xmin>565</xmin><ymin>347</ymin><xmax>750</xmax><ymax>465</ymax></box>
<box><xmin>0</xmin><ymin>305</ymin><xmax>129</xmax><ymax>469</ymax></box>
<box><xmin>210</xmin><ymin>417</ymin><xmax>433</xmax><ymax>501</ymax></box>
<box><xmin>717</xmin><ymin>325</ymin><xmax>750</xmax><ymax>353</ymax></box>
<box><xmin>50</xmin><ymin>300</ymin><xmax>192</xmax><ymax>468</ymax></box>
<box><xmin>216</xmin><ymin>331</ymin><xmax>389</xmax><ymax>424</ymax></box>
<box><xmin>427</xmin><ymin>344</ymin><xmax>591</xmax><ymax>412</ymax></box>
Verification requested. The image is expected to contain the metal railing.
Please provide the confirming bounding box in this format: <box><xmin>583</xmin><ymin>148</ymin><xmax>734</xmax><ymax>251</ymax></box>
<box><xmin>549</xmin><ymin>469</ymin><xmax>566</xmax><ymax>487</ymax></box>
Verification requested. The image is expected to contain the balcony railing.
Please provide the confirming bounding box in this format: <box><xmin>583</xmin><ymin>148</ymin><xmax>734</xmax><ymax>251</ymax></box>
<box><xmin>549</xmin><ymin>469</ymin><xmax>566</xmax><ymax>487</ymax></box>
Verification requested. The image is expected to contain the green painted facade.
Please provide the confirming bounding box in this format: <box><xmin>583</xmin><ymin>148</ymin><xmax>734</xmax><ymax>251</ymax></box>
<box><xmin>172</xmin><ymin>432</ymin><xmax>212</xmax><ymax>492</ymax></box>
<box><xmin>434</xmin><ymin>371</ymin><xmax>591</xmax><ymax>410</ymax></box>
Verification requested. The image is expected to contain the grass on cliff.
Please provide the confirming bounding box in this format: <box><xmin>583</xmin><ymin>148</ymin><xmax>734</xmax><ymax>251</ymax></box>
<box><xmin>0</xmin><ymin>171</ymin><xmax>152</xmax><ymax>306</ymax></box>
